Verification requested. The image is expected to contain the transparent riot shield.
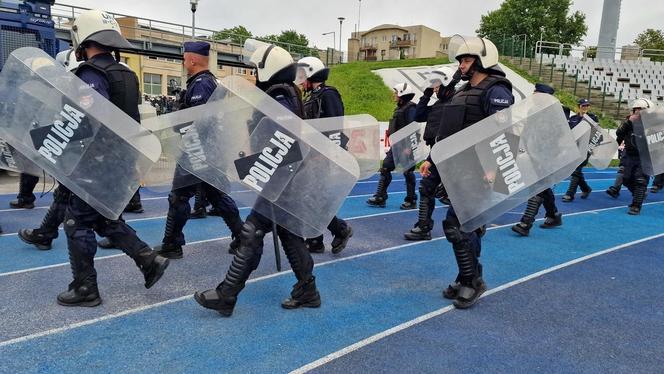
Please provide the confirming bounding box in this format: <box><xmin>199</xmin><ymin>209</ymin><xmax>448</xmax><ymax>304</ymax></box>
<box><xmin>633</xmin><ymin>107</ymin><xmax>664</xmax><ymax>176</ymax></box>
<box><xmin>0</xmin><ymin>47</ymin><xmax>161</xmax><ymax>220</ymax></box>
<box><xmin>581</xmin><ymin>115</ymin><xmax>617</xmax><ymax>170</ymax></box>
<box><xmin>139</xmin><ymin>102</ymin><xmax>157</xmax><ymax>122</ymax></box>
<box><xmin>144</xmin><ymin>76</ymin><xmax>360</xmax><ymax>238</ymax></box>
<box><xmin>388</xmin><ymin>121</ymin><xmax>428</xmax><ymax>171</ymax></box>
<box><xmin>0</xmin><ymin>138</ymin><xmax>42</xmax><ymax>176</ymax></box>
<box><xmin>572</xmin><ymin>121</ymin><xmax>592</xmax><ymax>159</ymax></box>
<box><xmin>430</xmin><ymin>94</ymin><xmax>583</xmax><ymax>232</ymax></box>
<box><xmin>305</xmin><ymin>114</ymin><xmax>380</xmax><ymax>180</ymax></box>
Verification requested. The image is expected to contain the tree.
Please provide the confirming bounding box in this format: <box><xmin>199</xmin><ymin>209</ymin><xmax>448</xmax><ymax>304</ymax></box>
<box><xmin>212</xmin><ymin>25</ymin><xmax>252</xmax><ymax>45</ymax></box>
<box><xmin>634</xmin><ymin>29</ymin><xmax>664</xmax><ymax>61</ymax></box>
<box><xmin>476</xmin><ymin>0</ymin><xmax>587</xmax><ymax>58</ymax></box>
<box><xmin>258</xmin><ymin>30</ymin><xmax>315</xmax><ymax>57</ymax></box>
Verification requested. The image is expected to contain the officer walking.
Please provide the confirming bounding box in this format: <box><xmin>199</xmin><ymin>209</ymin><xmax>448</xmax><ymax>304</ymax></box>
<box><xmin>195</xmin><ymin>43</ymin><xmax>321</xmax><ymax>317</ymax></box>
<box><xmin>420</xmin><ymin>36</ymin><xmax>514</xmax><ymax>309</ymax></box>
<box><xmin>153</xmin><ymin>41</ymin><xmax>244</xmax><ymax>259</ymax></box>
<box><xmin>56</xmin><ymin>10</ymin><xmax>169</xmax><ymax>306</ymax></box>
<box><xmin>511</xmin><ymin>83</ymin><xmax>563</xmax><ymax>236</ymax></box>
<box><xmin>367</xmin><ymin>82</ymin><xmax>418</xmax><ymax>209</ymax></box>
<box><xmin>404</xmin><ymin>67</ymin><xmax>460</xmax><ymax>241</ymax></box>
<box><xmin>615</xmin><ymin>98</ymin><xmax>652</xmax><ymax>215</ymax></box>
<box><xmin>296</xmin><ymin>56</ymin><xmax>353</xmax><ymax>254</ymax></box>
<box><xmin>562</xmin><ymin>98</ymin><xmax>598</xmax><ymax>202</ymax></box>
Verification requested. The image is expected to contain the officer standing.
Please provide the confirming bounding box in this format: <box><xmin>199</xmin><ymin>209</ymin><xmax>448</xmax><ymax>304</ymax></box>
<box><xmin>511</xmin><ymin>83</ymin><xmax>563</xmax><ymax>236</ymax></box>
<box><xmin>562</xmin><ymin>98</ymin><xmax>598</xmax><ymax>202</ymax></box>
<box><xmin>367</xmin><ymin>82</ymin><xmax>418</xmax><ymax>209</ymax></box>
<box><xmin>404</xmin><ymin>67</ymin><xmax>460</xmax><ymax>241</ymax></box>
<box><xmin>195</xmin><ymin>43</ymin><xmax>321</xmax><ymax>317</ymax></box>
<box><xmin>615</xmin><ymin>98</ymin><xmax>652</xmax><ymax>215</ymax></box>
<box><xmin>152</xmin><ymin>41</ymin><xmax>244</xmax><ymax>259</ymax></box>
<box><xmin>56</xmin><ymin>10</ymin><xmax>169</xmax><ymax>306</ymax></box>
<box><xmin>296</xmin><ymin>56</ymin><xmax>353</xmax><ymax>254</ymax></box>
<box><xmin>420</xmin><ymin>36</ymin><xmax>514</xmax><ymax>309</ymax></box>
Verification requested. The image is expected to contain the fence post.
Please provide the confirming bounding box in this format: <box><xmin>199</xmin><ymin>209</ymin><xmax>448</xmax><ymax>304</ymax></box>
<box><xmin>587</xmin><ymin>75</ymin><xmax>592</xmax><ymax>101</ymax></box>
<box><xmin>561</xmin><ymin>63</ymin><xmax>566</xmax><ymax>89</ymax></box>
<box><xmin>538</xmin><ymin>51</ymin><xmax>544</xmax><ymax>77</ymax></box>
<box><xmin>550</xmin><ymin>57</ymin><xmax>555</xmax><ymax>82</ymax></box>
<box><xmin>573</xmin><ymin>72</ymin><xmax>579</xmax><ymax>96</ymax></box>
<box><xmin>601</xmin><ymin>82</ymin><xmax>607</xmax><ymax>112</ymax></box>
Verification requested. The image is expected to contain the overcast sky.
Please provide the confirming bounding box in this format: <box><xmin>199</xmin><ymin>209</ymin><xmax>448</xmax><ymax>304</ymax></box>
<box><xmin>62</xmin><ymin>0</ymin><xmax>664</xmax><ymax>52</ymax></box>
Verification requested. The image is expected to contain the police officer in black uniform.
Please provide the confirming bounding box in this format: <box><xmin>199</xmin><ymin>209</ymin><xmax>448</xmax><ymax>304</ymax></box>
<box><xmin>615</xmin><ymin>98</ymin><xmax>652</xmax><ymax>215</ymax></box>
<box><xmin>511</xmin><ymin>83</ymin><xmax>563</xmax><ymax>236</ymax></box>
<box><xmin>562</xmin><ymin>98</ymin><xmax>598</xmax><ymax>202</ymax></box>
<box><xmin>153</xmin><ymin>41</ymin><xmax>244</xmax><ymax>259</ymax></box>
<box><xmin>296</xmin><ymin>56</ymin><xmax>353</xmax><ymax>254</ymax></box>
<box><xmin>420</xmin><ymin>36</ymin><xmax>514</xmax><ymax>309</ymax></box>
<box><xmin>195</xmin><ymin>43</ymin><xmax>321</xmax><ymax>317</ymax></box>
<box><xmin>367</xmin><ymin>82</ymin><xmax>418</xmax><ymax>209</ymax></box>
<box><xmin>55</xmin><ymin>10</ymin><xmax>169</xmax><ymax>306</ymax></box>
<box><xmin>404</xmin><ymin>67</ymin><xmax>460</xmax><ymax>241</ymax></box>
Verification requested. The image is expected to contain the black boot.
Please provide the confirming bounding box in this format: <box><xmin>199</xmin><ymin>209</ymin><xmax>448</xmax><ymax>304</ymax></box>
<box><xmin>124</xmin><ymin>189</ymin><xmax>144</xmax><ymax>213</ymax></box>
<box><xmin>281</xmin><ymin>276</ymin><xmax>321</xmax><ymax>309</ymax></box>
<box><xmin>606</xmin><ymin>186</ymin><xmax>620</xmax><ymax>199</ymax></box>
<box><xmin>540</xmin><ymin>212</ymin><xmax>563</xmax><ymax>228</ymax></box>
<box><xmin>306</xmin><ymin>235</ymin><xmax>325</xmax><ymax>254</ymax></box>
<box><xmin>562</xmin><ymin>175</ymin><xmax>579</xmax><ymax>202</ymax></box>
<box><xmin>57</xmin><ymin>251</ymin><xmax>101</xmax><ymax>307</ymax></box>
<box><xmin>628</xmin><ymin>178</ymin><xmax>648</xmax><ymax>216</ymax></box>
<box><xmin>190</xmin><ymin>207</ymin><xmax>207</xmax><ymax>219</ymax></box>
<box><xmin>511</xmin><ymin>222</ymin><xmax>532</xmax><ymax>236</ymax></box>
<box><xmin>155</xmin><ymin>242</ymin><xmax>183</xmax><ymax>259</ymax></box>
<box><xmin>190</xmin><ymin>184</ymin><xmax>207</xmax><ymax>219</ymax></box>
<box><xmin>18</xmin><ymin>228</ymin><xmax>57</xmax><ymax>250</ymax></box>
<box><xmin>133</xmin><ymin>250</ymin><xmax>170</xmax><ymax>289</ymax></box>
<box><xmin>331</xmin><ymin>225</ymin><xmax>353</xmax><ymax>254</ymax></box>
<box><xmin>606</xmin><ymin>166</ymin><xmax>623</xmax><ymax>198</ymax></box>
<box><xmin>400</xmin><ymin>200</ymin><xmax>417</xmax><ymax>210</ymax></box>
<box><xmin>453</xmin><ymin>276</ymin><xmax>487</xmax><ymax>309</ymax></box>
<box><xmin>434</xmin><ymin>183</ymin><xmax>450</xmax><ymax>205</ymax></box>
<box><xmin>17</xmin><ymin>190</ymin><xmax>66</xmax><ymax>250</ymax></box>
<box><xmin>194</xmin><ymin>286</ymin><xmax>237</xmax><ymax>317</ymax></box>
<box><xmin>511</xmin><ymin>195</ymin><xmax>541</xmax><ymax>236</ymax></box>
<box><xmin>367</xmin><ymin>175</ymin><xmax>388</xmax><ymax>207</ymax></box>
<box><xmin>404</xmin><ymin>194</ymin><xmax>433</xmax><ymax>241</ymax></box>
<box><xmin>97</xmin><ymin>237</ymin><xmax>118</xmax><ymax>249</ymax></box>
<box><xmin>10</xmin><ymin>173</ymin><xmax>38</xmax><ymax>209</ymax></box>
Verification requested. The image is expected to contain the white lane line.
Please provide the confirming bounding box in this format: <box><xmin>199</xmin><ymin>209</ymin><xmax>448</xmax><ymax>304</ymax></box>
<box><xmin>290</xmin><ymin>232</ymin><xmax>664</xmax><ymax>374</ymax></box>
<box><xmin>2</xmin><ymin>200</ymin><xmax>662</xmax><ymax>347</ymax></box>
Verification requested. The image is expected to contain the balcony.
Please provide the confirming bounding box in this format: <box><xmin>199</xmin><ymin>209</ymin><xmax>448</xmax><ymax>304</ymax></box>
<box><xmin>359</xmin><ymin>44</ymin><xmax>377</xmax><ymax>51</ymax></box>
<box><xmin>390</xmin><ymin>39</ymin><xmax>415</xmax><ymax>48</ymax></box>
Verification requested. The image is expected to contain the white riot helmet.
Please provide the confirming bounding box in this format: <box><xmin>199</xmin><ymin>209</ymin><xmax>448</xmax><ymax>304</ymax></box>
<box><xmin>71</xmin><ymin>10</ymin><xmax>133</xmax><ymax>52</ymax></box>
<box><xmin>297</xmin><ymin>56</ymin><xmax>330</xmax><ymax>84</ymax></box>
<box><xmin>449</xmin><ymin>34</ymin><xmax>499</xmax><ymax>73</ymax></box>
<box><xmin>55</xmin><ymin>49</ymin><xmax>81</xmax><ymax>71</ymax></box>
<box><xmin>247</xmin><ymin>42</ymin><xmax>296</xmax><ymax>83</ymax></box>
<box><xmin>393</xmin><ymin>82</ymin><xmax>415</xmax><ymax>98</ymax></box>
<box><xmin>428</xmin><ymin>66</ymin><xmax>458</xmax><ymax>88</ymax></box>
<box><xmin>631</xmin><ymin>97</ymin><xmax>653</xmax><ymax>110</ymax></box>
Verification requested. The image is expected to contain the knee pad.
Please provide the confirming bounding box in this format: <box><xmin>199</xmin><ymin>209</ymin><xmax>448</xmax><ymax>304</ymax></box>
<box><xmin>239</xmin><ymin>221</ymin><xmax>265</xmax><ymax>252</ymax></box>
<box><xmin>443</xmin><ymin>219</ymin><xmax>463</xmax><ymax>244</ymax></box>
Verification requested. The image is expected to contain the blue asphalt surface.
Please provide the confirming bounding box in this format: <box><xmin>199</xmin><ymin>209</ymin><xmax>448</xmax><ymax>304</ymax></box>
<box><xmin>0</xmin><ymin>168</ymin><xmax>662</xmax><ymax>373</ymax></box>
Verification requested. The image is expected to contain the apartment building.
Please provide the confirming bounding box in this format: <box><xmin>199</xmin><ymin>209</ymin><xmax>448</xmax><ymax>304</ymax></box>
<box><xmin>347</xmin><ymin>24</ymin><xmax>449</xmax><ymax>62</ymax></box>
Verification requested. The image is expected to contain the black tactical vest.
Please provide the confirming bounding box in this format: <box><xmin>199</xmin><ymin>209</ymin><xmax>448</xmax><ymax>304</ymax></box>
<box><xmin>265</xmin><ymin>83</ymin><xmax>305</xmax><ymax>119</ymax></box>
<box><xmin>78</xmin><ymin>56</ymin><xmax>141</xmax><ymax>123</ymax></box>
<box><xmin>436</xmin><ymin>75</ymin><xmax>512</xmax><ymax>141</ymax></box>
<box><xmin>303</xmin><ymin>85</ymin><xmax>342</xmax><ymax>120</ymax></box>
<box><xmin>388</xmin><ymin>101</ymin><xmax>417</xmax><ymax>136</ymax></box>
<box><xmin>423</xmin><ymin>99</ymin><xmax>446</xmax><ymax>144</ymax></box>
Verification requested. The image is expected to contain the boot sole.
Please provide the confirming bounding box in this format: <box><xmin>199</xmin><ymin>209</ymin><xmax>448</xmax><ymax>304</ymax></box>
<box><xmin>453</xmin><ymin>286</ymin><xmax>486</xmax><ymax>309</ymax></box>
<box><xmin>145</xmin><ymin>258</ymin><xmax>170</xmax><ymax>289</ymax></box>
<box><xmin>18</xmin><ymin>233</ymin><xmax>52</xmax><ymax>251</ymax></box>
<box><xmin>157</xmin><ymin>251</ymin><xmax>183</xmax><ymax>259</ymax></box>
<box><xmin>511</xmin><ymin>226</ymin><xmax>529</xmax><ymax>237</ymax></box>
<box><xmin>403</xmin><ymin>234</ymin><xmax>432</xmax><ymax>241</ymax></box>
<box><xmin>57</xmin><ymin>297</ymin><xmax>102</xmax><ymax>307</ymax></box>
<box><xmin>331</xmin><ymin>228</ymin><xmax>354</xmax><ymax>254</ymax></box>
<box><xmin>281</xmin><ymin>299</ymin><xmax>322</xmax><ymax>310</ymax></box>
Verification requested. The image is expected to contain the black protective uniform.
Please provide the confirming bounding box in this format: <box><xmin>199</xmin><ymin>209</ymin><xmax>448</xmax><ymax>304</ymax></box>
<box><xmin>615</xmin><ymin>118</ymin><xmax>649</xmax><ymax>214</ymax></box>
<box><xmin>562</xmin><ymin>113</ymin><xmax>599</xmax><ymax>202</ymax></box>
<box><xmin>302</xmin><ymin>84</ymin><xmax>353</xmax><ymax>254</ymax></box>
<box><xmin>367</xmin><ymin>99</ymin><xmax>417</xmax><ymax>208</ymax></box>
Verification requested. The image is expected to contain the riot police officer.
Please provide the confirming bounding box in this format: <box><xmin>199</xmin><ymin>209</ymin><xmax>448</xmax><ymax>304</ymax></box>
<box><xmin>56</xmin><ymin>10</ymin><xmax>169</xmax><ymax>306</ymax></box>
<box><xmin>296</xmin><ymin>56</ymin><xmax>353</xmax><ymax>254</ymax></box>
<box><xmin>195</xmin><ymin>43</ymin><xmax>321</xmax><ymax>317</ymax></box>
<box><xmin>562</xmin><ymin>98</ymin><xmax>598</xmax><ymax>202</ymax></box>
<box><xmin>420</xmin><ymin>35</ymin><xmax>514</xmax><ymax>309</ymax></box>
<box><xmin>367</xmin><ymin>82</ymin><xmax>417</xmax><ymax>209</ymax></box>
<box><xmin>404</xmin><ymin>66</ymin><xmax>460</xmax><ymax>241</ymax></box>
<box><xmin>615</xmin><ymin>98</ymin><xmax>652</xmax><ymax>215</ymax></box>
<box><xmin>152</xmin><ymin>41</ymin><xmax>244</xmax><ymax>259</ymax></box>
<box><xmin>511</xmin><ymin>83</ymin><xmax>563</xmax><ymax>236</ymax></box>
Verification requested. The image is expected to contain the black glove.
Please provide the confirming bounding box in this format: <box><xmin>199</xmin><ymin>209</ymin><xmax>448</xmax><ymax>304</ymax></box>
<box><xmin>423</xmin><ymin>87</ymin><xmax>434</xmax><ymax>98</ymax></box>
<box><xmin>452</xmin><ymin>68</ymin><xmax>462</xmax><ymax>81</ymax></box>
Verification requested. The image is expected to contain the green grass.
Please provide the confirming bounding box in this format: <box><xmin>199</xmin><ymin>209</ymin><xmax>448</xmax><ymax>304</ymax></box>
<box><xmin>328</xmin><ymin>57</ymin><xmax>449</xmax><ymax>121</ymax></box>
<box><xmin>500</xmin><ymin>58</ymin><xmax>618</xmax><ymax>129</ymax></box>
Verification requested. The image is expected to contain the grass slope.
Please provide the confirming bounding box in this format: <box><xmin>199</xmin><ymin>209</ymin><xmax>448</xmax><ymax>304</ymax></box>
<box><xmin>327</xmin><ymin>58</ymin><xmax>449</xmax><ymax>121</ymax></box>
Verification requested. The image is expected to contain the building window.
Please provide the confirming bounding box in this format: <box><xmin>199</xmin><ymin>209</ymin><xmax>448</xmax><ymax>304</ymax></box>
<box><xmin>235</xmin><ymin>67</ymin><xmax>248</xmax><ymax>75</ymax></box>
<box><xmin>144</xmin><ymin>73</ymin><xmax>162</xmax><ymax>95</ymax></box>
<box><xmin>382</xmin><ymin>35</ymin><xmax>387</xmax><ymax>42</ymax></box>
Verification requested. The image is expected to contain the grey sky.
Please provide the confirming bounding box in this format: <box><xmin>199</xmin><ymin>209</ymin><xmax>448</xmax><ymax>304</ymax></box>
<box><xmin>63</xmin><ymin>1</ymin><xmax>664</xmax><ymax>53</ymax></box>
